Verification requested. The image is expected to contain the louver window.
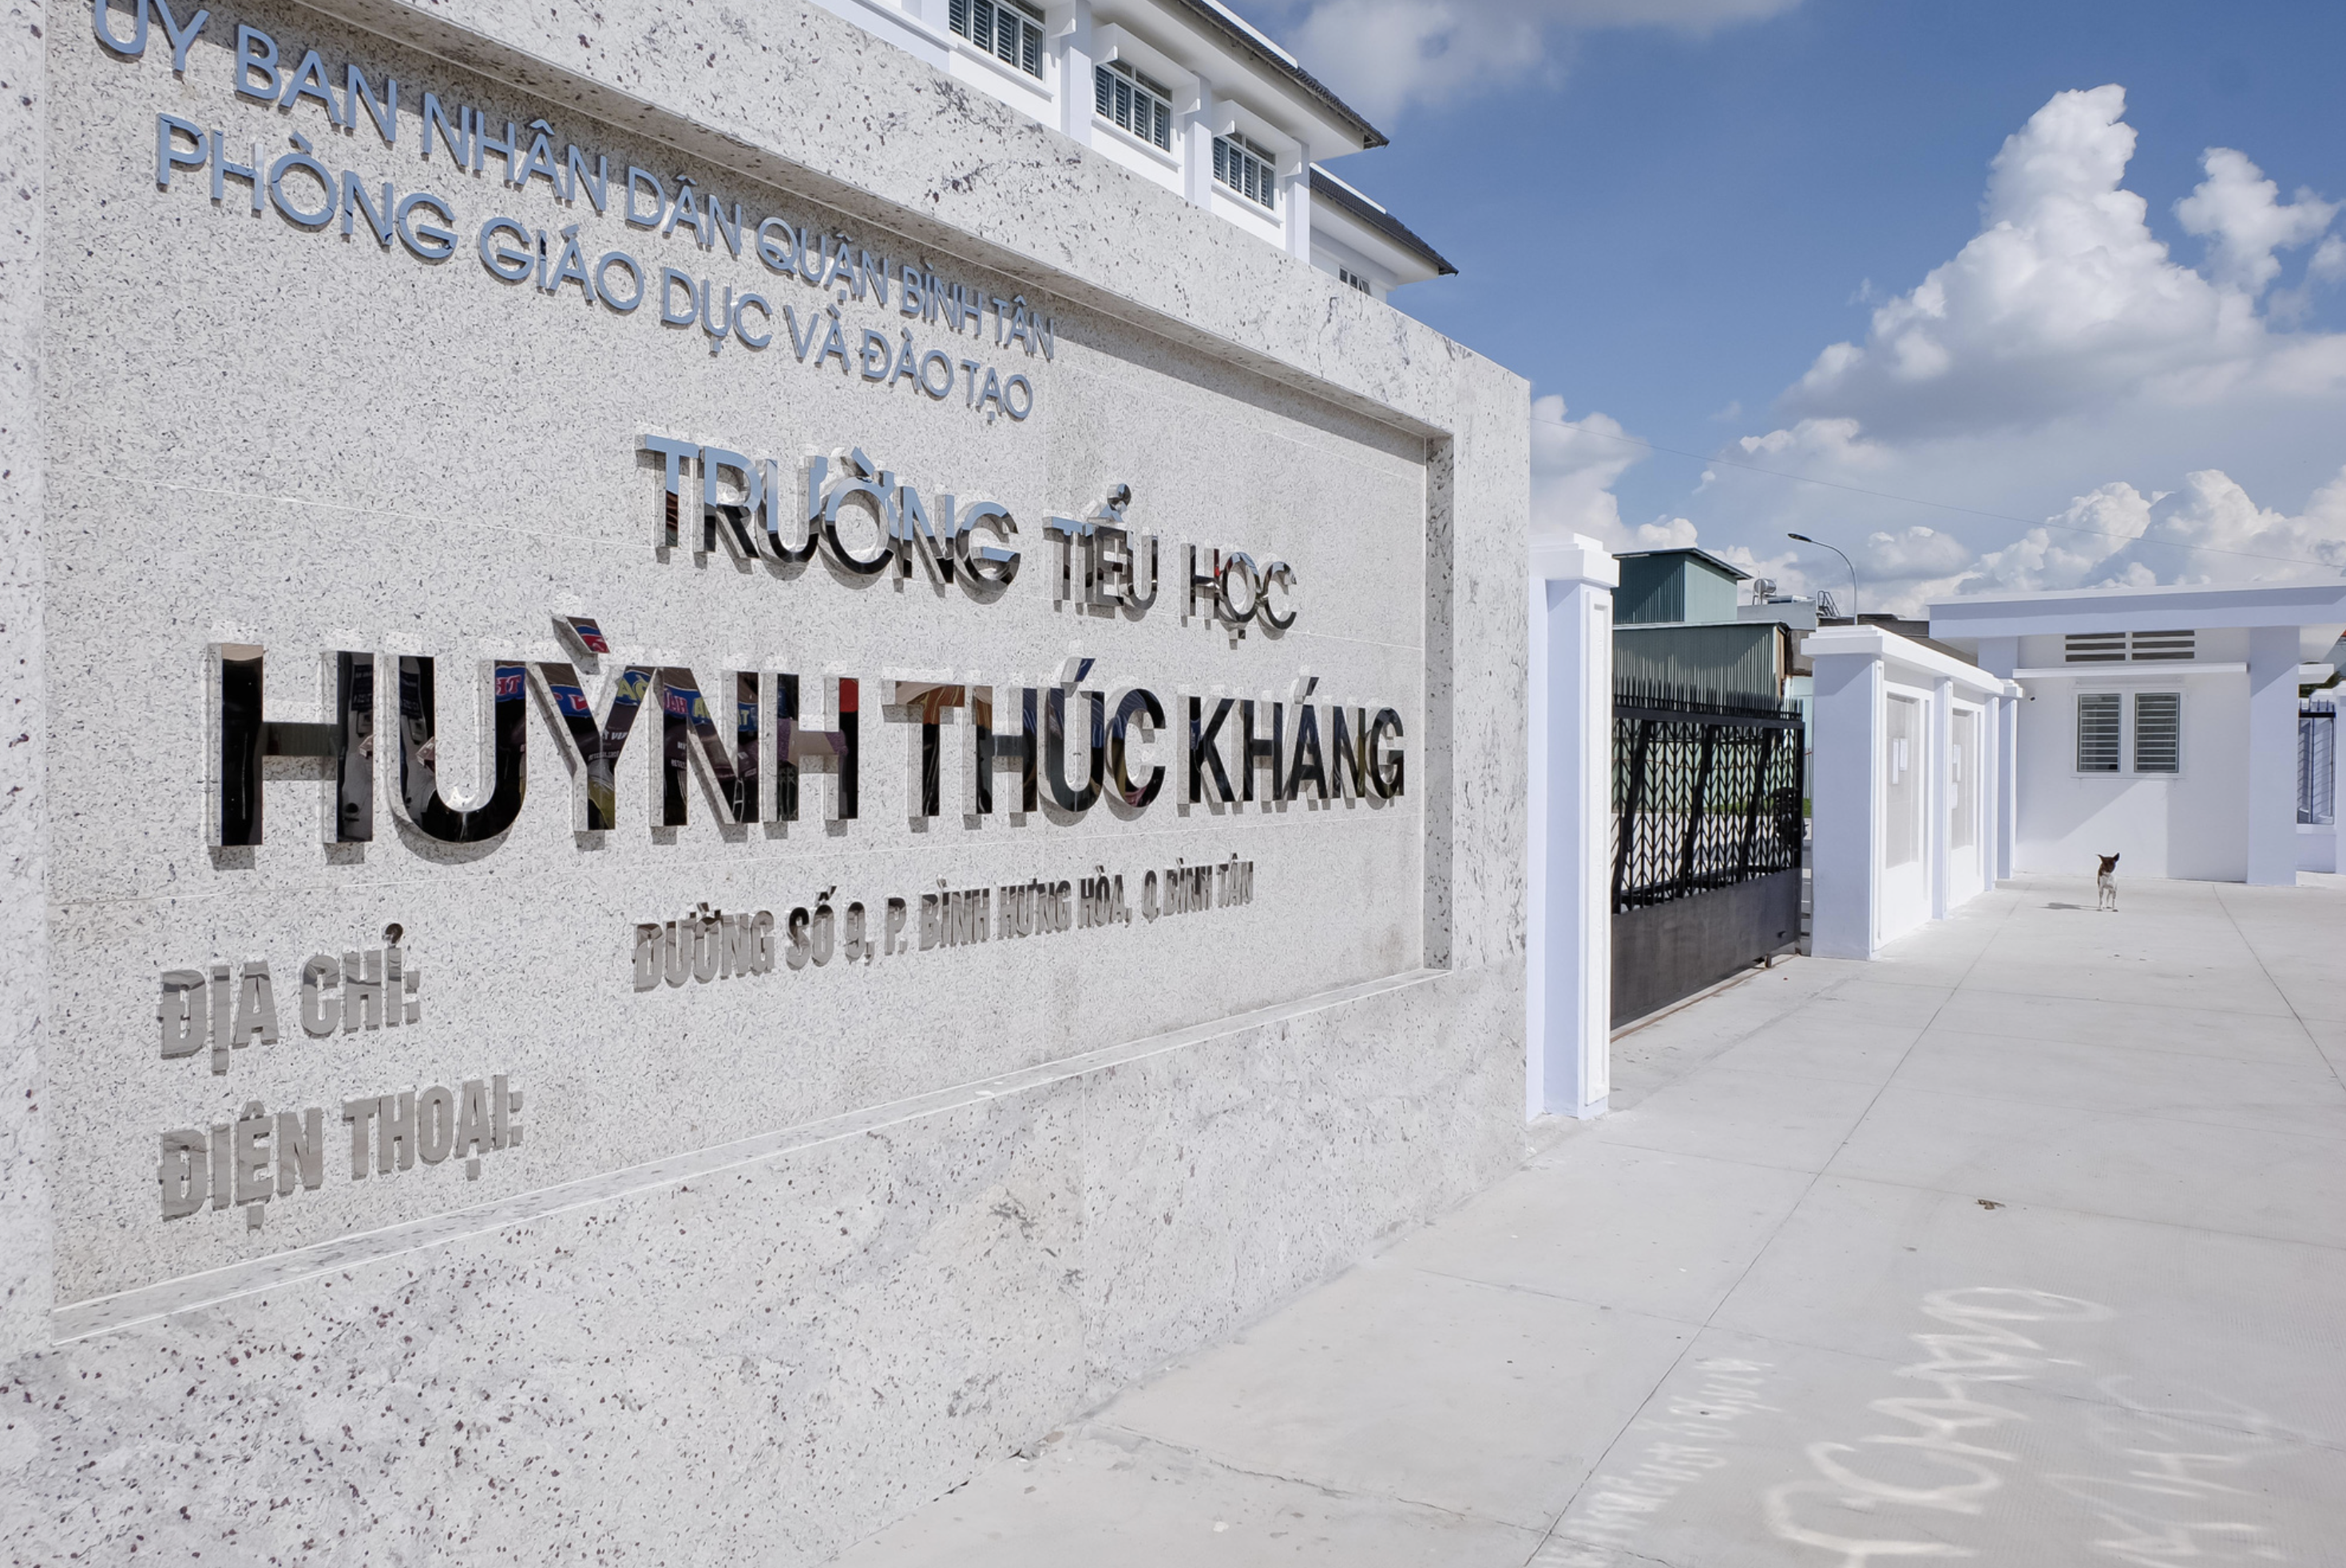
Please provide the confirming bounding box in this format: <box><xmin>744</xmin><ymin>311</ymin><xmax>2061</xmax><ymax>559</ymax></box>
<box><xmin>1094</xmin><ymin>61</ymin><xmax>1173</xmax><ymax>151</ymax></box>
<box><xmin>2134</xmin><ymin>692</ymin><xmax>2182</xmax><ymax>773</ymax></box>
<box><xmin>1214</xmin><ymin>134</ymin><xmax>1278</xmax><ymax>210</ymax></box>
<box><xmin>2129</xmin><ymin>630</ymin><xmax>2193</xmax><ymax>661</ymax></box>
<box><xmin>949</xmin><ymin>0</ymin><xmax>1044</xmax><ymax>77</ymax></box>
<box><xmin>2077</xmin><ymin>693</ymin><xmax>2122</xmax><ymax>773</ymax></box>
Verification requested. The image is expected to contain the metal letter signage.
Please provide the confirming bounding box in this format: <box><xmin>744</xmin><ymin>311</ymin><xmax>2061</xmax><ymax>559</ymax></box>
<box><xmin>204</xmin><ymin>445</ymin><xmax>1398</xmax><ymax>848</ymax></box>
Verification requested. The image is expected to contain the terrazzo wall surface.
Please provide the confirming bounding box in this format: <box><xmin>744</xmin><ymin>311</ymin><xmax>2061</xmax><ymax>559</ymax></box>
<box><xmin>1</xmin><ymin>0</ymin><xmax>1529</xmax><ymax>1557</ymax></box>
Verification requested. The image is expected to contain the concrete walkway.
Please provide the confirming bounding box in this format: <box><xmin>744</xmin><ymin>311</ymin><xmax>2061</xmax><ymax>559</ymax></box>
<box><xmin>835</xmin><ymin>874</ymin><xmax>2346</xmax><ymax>1566</ymax></box>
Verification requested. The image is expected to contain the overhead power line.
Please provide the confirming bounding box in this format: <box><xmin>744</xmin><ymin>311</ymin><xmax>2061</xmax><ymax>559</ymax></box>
<box><xmin>1531</xmin><ymin>407</ymin><xmax>2342</xmax><ymax>571</ymax></box>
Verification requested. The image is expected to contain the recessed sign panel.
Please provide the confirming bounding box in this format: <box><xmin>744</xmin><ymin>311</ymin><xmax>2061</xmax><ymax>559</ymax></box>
<box><xmin>53</xmin><ymin>0</ymin><xmax>1431</xmax><ymax>1312</ymax></box>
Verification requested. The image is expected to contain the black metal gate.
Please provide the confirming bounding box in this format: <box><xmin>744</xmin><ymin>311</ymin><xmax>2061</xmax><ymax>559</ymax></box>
<box><xmin>1611</xmin><ymin>683</ymin><xmax>1805</xmax><ymax>1026</ymax></box>
<box><xmin>2304</xmin><ymin>699</ymin><xmax>2336</xmax><ymax>826</ymax></box>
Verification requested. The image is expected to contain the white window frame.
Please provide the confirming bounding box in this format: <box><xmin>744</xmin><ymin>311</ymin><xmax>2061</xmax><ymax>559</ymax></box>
<box><xmin>1214</xmin><ymin>133</ymin><xmax>1279</xmax><ymax>211</ymax></box>
<box><xmin>2071</xmin><ymin>685</ymin><xmax>2185</xmax><ymax>779</ymax></box>
<box><xmin>2075</xmin><ymin>691</ymin><xmax>2122</xmax><ymax>774</ymax></box>
<box><xmin>947</xmin><ymin>0</ymin><xmax>1044</xmax><ymax>80</ymax></box>
<box><xmin>2132</xmin><ymin>690</ymin><xmax>2182</xmax><ymax>775</ymax></box>
<box><xmin>1094</xmin><ymin>59</ymin><xmax>1174</xmax><ymax>153</ymax></box>
<box><xmin>1337</xmin><ymin>266</ymin><xmax>1372</xmax><ymax>294</ymax></box>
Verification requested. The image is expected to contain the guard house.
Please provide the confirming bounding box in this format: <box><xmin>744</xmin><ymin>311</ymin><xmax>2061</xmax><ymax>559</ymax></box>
<box><xmin>1928</xmin><ymin>581</ymin><xmax>2346</xmax><ymax>885</ymax></box>
<box><xmin>1613</xmin><ymin>547</ymin><xmax>1798</xmax><ymax>704</ymax></box>
<box><xmin>1802</xmin><ymin>624</ymin><xmax>2018</xmax><ymax>960</ymax></box>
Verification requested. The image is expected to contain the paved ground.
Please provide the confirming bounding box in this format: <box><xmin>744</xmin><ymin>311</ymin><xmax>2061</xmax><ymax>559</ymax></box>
<box><xmin>834</xmin><ymin>873</ymin><xmax>2346</xmax><ymax>1566</ymax></box>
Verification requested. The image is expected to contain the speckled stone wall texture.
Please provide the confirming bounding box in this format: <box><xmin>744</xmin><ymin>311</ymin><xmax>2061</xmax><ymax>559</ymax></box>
<box><xmin>3</xmin><ymin>0</ymin><xmax>1532</xmax><ymax>1558</ymax></box>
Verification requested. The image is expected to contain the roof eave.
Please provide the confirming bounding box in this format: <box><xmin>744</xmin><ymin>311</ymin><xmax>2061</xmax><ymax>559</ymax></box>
<box><xmin>1163</xmin><ymin>0</ymin><xmax>1388</xmax><ymax>151</ymax></box>
<box><xmin>1307</xmin><ymin>168</ymin><xmax>1456</xmax><ymax>277</ymax></box>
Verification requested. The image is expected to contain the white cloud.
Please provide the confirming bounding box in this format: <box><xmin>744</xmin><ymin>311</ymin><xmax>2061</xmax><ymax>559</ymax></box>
<box><xmin>2175</xmin><ymin>148</ymin><xmax>2337</xmax><ymax>296</ymax></box>
<box><xmin>1530</xmin><ymin>393</ymin><xmax>1646</xmax><ymax>544</ymax></box>
<box><xmin>2273</xmin><ymin>233</ymin><xmax>2346</xmax><ymax>325</ymax></box>
<box><xmin>1779</xmin><ymin>86</ymin><xmax>2346</xmax><ymax>440</ymax></box>
<box><xmin>2315</xmin><ymin>236</ymin><xmax>2346</xmax><ymax>285</ymax></box>
<box><xmin>2110</xmin><ymin>468</ymin><xmax>2337</xmax><ymax>584</ymax></box>
<box><xmin>1587</xmin><ymin>459</ymin><xmax>2346</xmax><ymax>619</ymax></box>
<box><xmin>1260</xmin><ymin>0</ymin><xmax>1801</xmax><ymax>122</ymax></box>
<box><xmin>1964</xmin><ymin>483</ymin><xmax>2154</xmax><ymax>593</ymax></box>
<box><xmin>1714</xmin><ymin>542</ymin><xmax>1813</xmax><ymax>599</ymax></box>
<box><xmin>1532</xmin><ymin>87</ymin><xmax>2346</xmax><ymax>619</ymax></box>
<box><xmin>1959</xmin><ymin>468</ymin><xmax>2346</xmax><ymax>598</ymax></box>
<box><xmin>1861</xmin><ymin>525</ymin><xmax>1973</xmax><ymax>581</ymax></box>
<box><xmin>1731</xmin><ymin>416</ymin><xmax>1892</xmax><ymax>472</ymax></box>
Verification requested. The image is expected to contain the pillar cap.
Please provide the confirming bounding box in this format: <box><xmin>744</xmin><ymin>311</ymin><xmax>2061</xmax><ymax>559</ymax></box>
<box><xmin>1530</xmin><ymin>533</ymin><xmax>1619</xmax><ymax>588</ymax></box>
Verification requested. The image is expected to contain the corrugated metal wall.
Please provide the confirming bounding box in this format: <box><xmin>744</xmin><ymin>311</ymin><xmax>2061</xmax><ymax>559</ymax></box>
<box><xmin>1614</xmin><ymin>623</ymin><xmax>1789</xmax><ymax>703</ymax></box>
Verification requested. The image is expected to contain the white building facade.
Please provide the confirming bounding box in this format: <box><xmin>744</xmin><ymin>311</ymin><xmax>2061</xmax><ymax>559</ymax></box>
<box><xmin>817</xmin><ymin>0</ymin><xmax>1456</xmax><ymax>299</ymax></box>
<box><xmin>1930</xmin><ymin>582</ymin><xmax>2346</xmax><ymax>886</ymax></box>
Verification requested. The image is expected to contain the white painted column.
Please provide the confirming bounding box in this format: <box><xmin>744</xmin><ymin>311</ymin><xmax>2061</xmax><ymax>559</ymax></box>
<box><xmin>2247</xmin><ymin>625</ymin><xmax>2301</xmax><ymax>886</ymax></box>
<box><xmin>1182</xmin><ymin>73</ymin><xmax>1215</xmax><ymax>208</ymax></box>
<box><xmin>1979</xmin><ymin>691</ymin><xmax>2000</xmax><ymax>882</ymax></box>
<box><xmin>1527</xmin><ymin>535</ymin><xmax>1617</xmax><ymax>1120</ymax></box>
<box><xmin>1976</xmin><ymin>637</ymin><xmax>2019</xmax><ymax>881</ymax></box>
<box><xmin>1928</xmin><ymin>675</ymin><xmax>1953</xmax><ymax>919</ymax></box>
<box><xmin>1054</xmin><ymin>2</ymin><xmax>1095</xmax><ymax>146</ymax></box>
<box><xmin>1809</xmin><ymin>644</ymin><xmax>1884</xmax><ymax>960</ymax></box>
<box><xmin>1283</xmin><ymin>142</ymin><xmax>1313</xmax><ymax>262</ymax></box>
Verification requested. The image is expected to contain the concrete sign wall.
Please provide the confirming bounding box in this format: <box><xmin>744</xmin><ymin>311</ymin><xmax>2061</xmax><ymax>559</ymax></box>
<box><xmin>0</xmin><ymin>1</ymin><xmax>1530</xmax><ymax>1557</ymax></box>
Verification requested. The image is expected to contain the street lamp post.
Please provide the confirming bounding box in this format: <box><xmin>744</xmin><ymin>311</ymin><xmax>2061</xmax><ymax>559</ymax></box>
<box><xmin>1788</xmin><ymin>533</ymin><xmax>1858</xmax><ymax>621</ymax></box>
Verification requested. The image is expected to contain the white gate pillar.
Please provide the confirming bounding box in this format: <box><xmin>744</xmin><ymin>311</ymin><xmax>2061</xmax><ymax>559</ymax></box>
<box><xmin>2247</xmin><ymin>625</ymin><xmax>2301</xmax><ymax>887</ymax></box>
<box><xmin>1808</xmin><ymin>636</ymin><xmax>1884</xmax><ymax>959</ymax></box>
<box><xmin>1527</xmin><ymin>534</ymin><xmax>1617</xmax><ymax>1120</ymax></box>
<box><xmin>1975</xmin><ymin>637</ymin><xmax>2019</xmax><ymax>881</ymax></box>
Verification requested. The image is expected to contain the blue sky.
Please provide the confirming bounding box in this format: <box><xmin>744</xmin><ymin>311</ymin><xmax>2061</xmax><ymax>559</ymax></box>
<box><xmin>1260</xmin><ymin>0</ymin><xmax>2346</xmax><ymax>611</ymax></box>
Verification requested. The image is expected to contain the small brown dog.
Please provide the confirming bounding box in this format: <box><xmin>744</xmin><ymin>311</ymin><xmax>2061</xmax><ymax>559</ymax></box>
<box><xmin>2096</xmin><ymin>853</ymin><xmax>2119</xmax><ymax>911</ymax></box>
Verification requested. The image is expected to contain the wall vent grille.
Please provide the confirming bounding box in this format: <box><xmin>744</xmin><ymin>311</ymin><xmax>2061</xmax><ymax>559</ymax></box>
<box><xmin>2064</xmin><ymin>631</ymin><xmax>2194</xmax><ymax>663</ymax></box>
<box><xmin>2130</xmin><ymin>630</ymin><xmax>2195</xmax><ymax>661</ymax></box>
<box><xmin>2065</xmin><ymin>632</ymin><xmax>2127</xmax><ymax>663</ymax></box>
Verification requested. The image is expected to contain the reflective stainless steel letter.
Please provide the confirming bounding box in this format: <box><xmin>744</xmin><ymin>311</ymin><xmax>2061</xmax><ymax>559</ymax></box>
<box><xmin>891</xmin><ymin>681</ymin><xmax>967</xmax><ymax>821</ymax></box>
<box><xmin>1369</xmin><ymin>707</ymin><xmax>1406</xmax><ymax>799</ymax></box>
<box><xmin>1045</xmin><ymin>663</ymin><xmax>1105</xmax><ymax>814</ymax></box>
<box><xmin>394</xmin><ymin>657</ymin><xmax>528</xmax><ymax>842</ymax></box>
<box><xmin>969</xmin><ymin>685</ymin><xmax>1038</xmax><ymax>816</ymax></box>
<box><xmin>214</xmin><ymin>646</ymin><xmax>374</xmax><ymax>845</ymax></box>
<box><xmin>776</xmin><ymin>675</ymin><xmax>858</xmax><ymax>822</ymax></box>
<box><xmin>1187</xmin><ymin>695</ymin><xmax>1236</xmax><ymax>805</ymax></box>
<box><xmin>537</xmin><ymin>659</ymin><xmax>653</xmax><ymax>832</ymax></box>
<box><xmin>654</xmin><ymin>668</ymin><xmax>755</xmax><ymax>826</ymax></box>
<box><xmin>1108</xmin><ymin>689</ymin><xmax>1166</xmax><ymax>808</ymax></box>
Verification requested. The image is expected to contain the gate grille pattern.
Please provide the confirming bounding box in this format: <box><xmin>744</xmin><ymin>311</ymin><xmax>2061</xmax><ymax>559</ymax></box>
<box><xmin>1613</xmin><ymin>683</ymin><xmax>1805</xmax><ymax>913</ymax></box>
